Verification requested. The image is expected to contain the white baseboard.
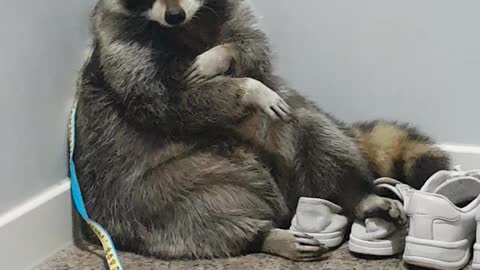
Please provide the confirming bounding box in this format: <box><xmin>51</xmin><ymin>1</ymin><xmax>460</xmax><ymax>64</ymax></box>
<box><xmin>0</xmin><ymin>144</ymin><xmax>478</xmax><ymax>270</ymax></box>
<box><xmin>439</xmin><ymin>144</ymin><xmax>480</xmax><ymax>170</ymax></box>
<box><xmin>0</xmin><ymin>179</ymin><xmax>72</xmax><ymax>270</ymax></box>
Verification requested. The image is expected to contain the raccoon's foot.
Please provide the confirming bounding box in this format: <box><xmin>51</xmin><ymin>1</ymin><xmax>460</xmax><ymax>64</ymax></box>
<box><xmin>355</xmin><ymin>194</ymin><xmax>407</xmax><ymax>225</ymax></box>
<box><xmin>241</xmin><ymin>78</ymin><xmax>293</xmax><ymax>122</ymax></box>
<box><xmin>261</xmin><ymin>229</ymin><xmax>328</xmax><ymax>262</ymax></box>
<box><xmin>185</xmin><ymin>44</ymin><xmax>234</xmax><ymax>85</ymax></box>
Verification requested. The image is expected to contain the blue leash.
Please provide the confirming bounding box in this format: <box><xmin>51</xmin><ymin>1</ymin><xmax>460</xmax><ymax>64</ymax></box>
<box><xmin>69</xmin><ymin>97</ymin><xmax>125</xmax><ymax>270</ymax></box>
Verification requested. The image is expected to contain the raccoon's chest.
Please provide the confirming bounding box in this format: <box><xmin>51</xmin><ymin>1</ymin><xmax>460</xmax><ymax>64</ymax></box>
<box><xmin>153</xmin><ymin>15</ymin><xmax>224</xmax><ymax>57</ymax></box>
<box><xmin>183</xmin><ymin>24</ymin><xmax>221</xmax><ymax>54</ymax></box>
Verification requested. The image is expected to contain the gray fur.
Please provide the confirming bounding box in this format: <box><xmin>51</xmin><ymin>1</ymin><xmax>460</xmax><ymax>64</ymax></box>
<box><xmin>75</xmin><ymin>0</ymin><xmax>445</xmax><ymax>261</ymax></box>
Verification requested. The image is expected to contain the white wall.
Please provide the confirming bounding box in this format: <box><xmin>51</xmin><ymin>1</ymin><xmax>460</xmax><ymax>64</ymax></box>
<box><xmin>0</xmin><ymin>1</ymin><xmax>95</xmax><ymax>269</ymax></box>
<box><xmin>253</xmin><ymin>0</ymin><xmax>480</xmax><ymax>145</ymax></box>
<box><xmin>3</xmin><ymin>1</ymin><xmax>476</xmax><ymax>213</ymax></box>
<box><xmin>0</xmin><ymin>0</ymin><xmax>94</xmax><ymax>213</ymax></box>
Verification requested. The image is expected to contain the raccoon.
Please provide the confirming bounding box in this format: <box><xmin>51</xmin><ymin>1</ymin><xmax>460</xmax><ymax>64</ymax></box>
<box><xmin>74</xmin><ymin>0</ymin><xmax>450</xmax><ymax>262</ymax></box>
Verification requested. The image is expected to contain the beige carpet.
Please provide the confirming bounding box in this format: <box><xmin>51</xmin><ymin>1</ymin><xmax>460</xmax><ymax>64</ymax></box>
<box><xmin>33</xmin><ymin>244</ymin><xmax>473</xmax><ymax>270</ymax></box>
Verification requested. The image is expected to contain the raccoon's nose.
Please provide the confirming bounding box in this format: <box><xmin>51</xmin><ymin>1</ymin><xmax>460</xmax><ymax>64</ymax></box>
<box><xmin>165</xmin><ymin>7</ymin><xmax>186</xmax><ymax>26</ymax></box>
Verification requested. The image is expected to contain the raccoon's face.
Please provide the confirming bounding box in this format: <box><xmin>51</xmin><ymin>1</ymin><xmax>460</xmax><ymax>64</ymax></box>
<box><xmin>119</xmin><ymin>0</ymin><xmax>206</xmax><ymax>27</ymax></box>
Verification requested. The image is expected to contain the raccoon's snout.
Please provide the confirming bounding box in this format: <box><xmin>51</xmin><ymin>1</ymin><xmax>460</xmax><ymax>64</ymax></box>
<box><xmin>165</xmin><ymin>7</ymin><xmax>186</xmax><ymax>26</ymax></box>
<box><xmin>147</xmin><ymin>0</ymin><xmax>203</xmax><ymax>27</ymax></box>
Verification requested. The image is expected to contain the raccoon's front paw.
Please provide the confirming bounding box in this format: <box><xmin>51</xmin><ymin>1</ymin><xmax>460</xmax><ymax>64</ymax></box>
<box><xmin>241</xmin><ymin>78</ymin><xmax>293</xmax><ymax>122</ymax></box>
<box><xmin>355</xmin><ymin>194</ymin><xmax>407</xmax><ymax>225</ymax></box>
<box><xmin>184</xmin><ymin>44</ymin><xmax>233</xmax><ymax>85</ymax></box>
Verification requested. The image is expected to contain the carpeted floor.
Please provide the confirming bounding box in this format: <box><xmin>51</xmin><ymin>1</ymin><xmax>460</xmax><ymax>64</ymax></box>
<box><xmin>33</xmin><ymin>244</ymin><xmax>473</xmax><ymax>270</ymax></box>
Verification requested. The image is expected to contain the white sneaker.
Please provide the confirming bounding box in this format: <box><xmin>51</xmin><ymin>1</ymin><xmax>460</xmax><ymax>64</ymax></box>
<box><xmin>349</xmin><ymin>170</ymin><xmax>480</xmax><ymax>258</ymax></box>
<box><xmin>348</xmin><ymin>178</ymin><xmax>409</xmax><ymax>256</ymax></box>
<box><xmin>289</xmin><ymin>197</ymin><xmax>348</xmax><ymax>248</ymax></box>
<box><xmin>472</xmin><ymin>209</ymin><xmax>480</xmax><ymax>270</ymax></box>
<box><xmin>403</xmin><ymin>175</ymin><xmax>480</xmax><ymax>270</ymax></box>
<box><xmin>349</xmin><ymin>217</ymin><xmax>407</xmax><ymax>256</ymax></box>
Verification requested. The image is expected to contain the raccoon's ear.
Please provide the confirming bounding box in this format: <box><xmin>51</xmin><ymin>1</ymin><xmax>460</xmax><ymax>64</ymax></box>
<box><xmin>120</xmin><ymin>0</ymin><xmax>156</xmax><ymax>12</ymax></box>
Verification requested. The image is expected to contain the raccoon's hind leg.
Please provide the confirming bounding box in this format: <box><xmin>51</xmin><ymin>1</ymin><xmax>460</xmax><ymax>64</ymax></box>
<box><xmin>134</xmin><ymin>150</ymin><xmax>325</xmax><ymax>260</ymax></box>
<box><xmin>355</xmin><ymin>194</ymin><xmax>407</xmax><ymax>223</ymax></box>
<box><xmin>252</xmin><ymin>104</ymin><xmax>405</xmax><ymax>223</ymax></box>
<box><xmin>261</xmin><ymin>229</ymin><xmax>327</xmax><ymax>262</ymax></box>
<box><xmin>293</xmin><ymin>113</ymin><xmax>407</xmax><ymax>223</ymax></box>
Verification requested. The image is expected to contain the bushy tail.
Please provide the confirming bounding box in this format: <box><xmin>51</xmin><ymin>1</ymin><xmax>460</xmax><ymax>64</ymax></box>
<box><xmin>352</xmin><ymin>120</ymin><xmax>451</xmax><ymax>189</ymax></box>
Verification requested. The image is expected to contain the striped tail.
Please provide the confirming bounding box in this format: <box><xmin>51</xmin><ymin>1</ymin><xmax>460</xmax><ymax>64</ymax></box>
<box><xmin>352</xmin><ymin>120</ymin><xmax>451</xmax><ymax>189</ymax></box>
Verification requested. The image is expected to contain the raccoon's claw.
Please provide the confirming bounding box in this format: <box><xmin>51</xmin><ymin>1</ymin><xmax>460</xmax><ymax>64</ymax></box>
<box><xmin>241</xmin><ymin>78</ymin><xmax>294</xmax><ymax>123</ymax></box>
<box><xmin>184</xmin><ymin>45</ymin><xmax>233</xmax><ymax>86</ymax></box>
<box><xmin>356</xmin><ymin>194</ymin><xmax>407</xmax><ymax>225</ymax></box>
<box><xmin>184</xmin><ymin>64</ymin><xmax>210</xmax><ymax>86</ymax></box>
<box><xmin>268</xmin><ymin>98</ymin><xmax>293</xmax><ymax>122</ymax></box>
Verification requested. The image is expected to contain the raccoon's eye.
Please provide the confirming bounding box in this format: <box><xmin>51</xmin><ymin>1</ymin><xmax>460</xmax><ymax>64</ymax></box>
<box><xmin>122</xmin><ymin>0</ymin><xmax>156</xmax><ymax>12</ymax></box>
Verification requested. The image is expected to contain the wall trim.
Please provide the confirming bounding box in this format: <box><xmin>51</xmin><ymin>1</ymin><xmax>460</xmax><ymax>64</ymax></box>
<box><xmin>0</xmin><ymin>180</ymin><xmax>70</xmax><ymax>228</ymax></box>
<box><xmin>0</xmin><ymin>179</ymin><xmax>72</xmax><ymax>270</ymax></box>
<box><xmin>439</xmin><ymin>144</ymin><xmax>480</xmax><ymax>170</ymax></box>
<box><xmin>0</xmin><ymin>144</ymin><xmax>478</xmax><ymax>270</ymax></box>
